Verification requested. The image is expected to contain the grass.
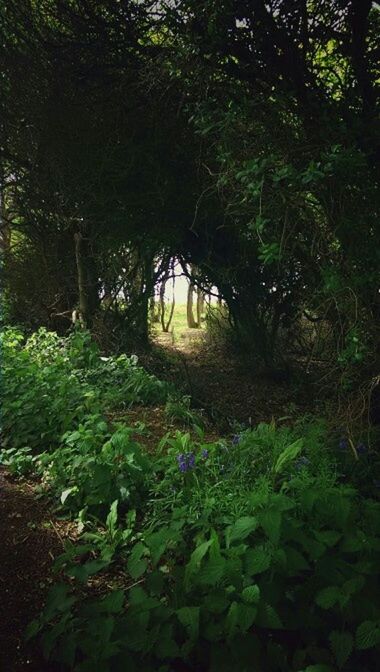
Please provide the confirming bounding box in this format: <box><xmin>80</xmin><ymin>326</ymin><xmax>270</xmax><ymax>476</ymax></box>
<box><xmin>151</xmin><ymin>303</ymin><xmax>206</xmax><ymax>343</ymax></box>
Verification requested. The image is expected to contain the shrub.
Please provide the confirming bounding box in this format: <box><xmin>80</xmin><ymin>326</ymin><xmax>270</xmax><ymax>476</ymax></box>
<box><xmin>28</xmin><ymin>423</ymin><xmax>380</xmax><ymax>671</ymax></box>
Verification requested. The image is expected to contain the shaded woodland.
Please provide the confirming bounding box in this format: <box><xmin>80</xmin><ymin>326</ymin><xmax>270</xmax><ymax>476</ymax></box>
<box><xmin>1</xmin><ymin>2</ymin><xmax>380</xmax><ymax>671</ymax></box>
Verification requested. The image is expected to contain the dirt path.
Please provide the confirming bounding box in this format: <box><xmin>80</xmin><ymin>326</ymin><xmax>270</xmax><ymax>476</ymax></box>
<box><xmin>144</xmin><ymin>332</ymin><xmax>306</xmax><ymax>429</ymax></box>
<box><xmin>0</xmin><ymin>468</ymin><xmax>63</xmax><ymax>671</ymax></box>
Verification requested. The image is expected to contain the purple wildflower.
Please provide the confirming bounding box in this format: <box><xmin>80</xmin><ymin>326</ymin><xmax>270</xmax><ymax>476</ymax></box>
<box><xmin>339</xmin><ymin>438</ymin><xmax>349</xmax><ymax>451</ymax></box>
<box><xmin>201</xmin><ymin>449</ymin><xmax>209</xmax><ymax>460</ymax></box>
<box><xmin>232</xmin><ymin>435</ymin><xmax>240</xmax><ymax>446</ymax></box>
<box><xmin>176</xmin><ymin>452</ymin><xmax>196</xmax><ymax>473</ymax></box>
<box><xmin>356</xmin><ymin>442</ymin><xmax>367</xmax><ymax>455</ymax></box>
<box><xmin>187</xmin><ymin>452</ymin><xmax>195</xmax><ymax>469</ymax></box>
<box><xmin>177</xmin><ymin>453</ymin><xmax>188</xmax><ymax>473</ymax></box>
<box><xmin>295</xmin><ymin>456</ymin><xmax>310</xmax><ymax>471</ymax></box>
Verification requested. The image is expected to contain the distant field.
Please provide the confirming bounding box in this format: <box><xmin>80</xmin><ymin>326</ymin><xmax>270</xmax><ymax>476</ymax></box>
<box><xmin>151</xmin><ymin>302</ymin><xmax>206</xmax><ymax>344</ymax></box>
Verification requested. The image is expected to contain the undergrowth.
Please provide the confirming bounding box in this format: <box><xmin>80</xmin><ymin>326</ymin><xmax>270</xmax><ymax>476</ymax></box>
<box><xmin>1</xmin><ymin>327</ymin><xmax>380</xmax><ymax>672</ymax></box>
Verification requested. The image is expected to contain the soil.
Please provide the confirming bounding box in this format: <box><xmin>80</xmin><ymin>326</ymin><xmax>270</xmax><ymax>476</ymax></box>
<box><xmin>143</xmin><ymin>331</ymin><xmax>310</xmax><ymax>430</ymax></box>
<box><xmin>0</xmin><ymin>468</ymin><xmax>68</xmax><ymax>672</ymax></box>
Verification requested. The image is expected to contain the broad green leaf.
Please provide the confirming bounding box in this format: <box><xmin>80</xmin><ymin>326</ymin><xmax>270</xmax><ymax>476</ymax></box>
<box><xmin>197</xmin><ymin>557</ymin><xmax>226</xmax><ymax>586</ymax></box>
<box><xmin>25</xmin><ymin>619</ymin><xmax>41</xmax><ymax>641</ymax></box>
<box><xmin>301</xmin><ymin>666</ymin><xmax>335</xmax><ymax>672</ymax></box>
<box><xmin>315</xmin><ymin>586</ymin><xmax>340</xmax><ymax>609</ymax></box>
<box><xmin>105</xmin><ymin>500</ymin><xmax>118</xmax><ymax>536</ymax></box>
<box><xmin>60</xmin><ymin>487</ymin><xmax>76</xmax><ymax>504</ymax></box>
<box><xmin>329</xmin><ymin>630</ymin><xmax>353</xmax><ymax>669</ymax></box>
<box><xmin>225</xmin><ymin>601</ymin><xmax>239</xmax><ymax>639</ymax></box>
<box><xmin>188</xmin><ymin>539</ymin><xmax>213</xmax><ymax>569</ymax></box>
<box><xmin>205</xmin><ymin>591</ymin><xmax>230</xmax><ymax>614</ymax></box>
<box><xmin>256</xmin><ymin>603</ymin><xmax>283</xmax><ymax>629</ymax></box>
<box><xmin>241</xmin><ymin>584</ymin><xmax>260</xmax><ymax>605</ymax></box>
<box><xmin>285</xmin><ymin>547</ymin><xmax>310</xmax><ymax>573</ymax></box>
<box><xmin>356</xmin><ymin>620</ymin><xmax>380</xmax><ymax>650</ymax></box>
<box><xmin>244</xmin><ymin>547</ymin><xmax>271</xmax><ymax>575</ymax></box>
<box><xmin>155</xmin><ymin>624</ymin><xmax>179</xmax><ymax>658</ymax></box>
<box><xmin>227</xmin><ymin>516</ymin><xmax>258</xmax><ymax>546</ymax></box>
<box><xmin>44</xmin><ymin>584</ymin><xmax>77</xmax><ymax>619</ymax></box>
<box><xmin>314</xmin><ymin>530</ymin><xmax>341</xmax><ymax>547</ymax></box>
<box><xmin>177</xmin><ymin>606</ymin><xmax>200</xmax><ymax>641</ymax></box>
<box><xmin>274</xmin><ymin>439</ymin><xmax>303</xmax><ymax>474</ymax></box>
<box><xmin>99</xmin><ymin>590</ymin><xmax>125</xmax><ymax>614</ymax></box>
<box><xmin>259</xmin><ymin>509</ymin><xmax>282</xmax><ymax>543</ymax></box>
<box><xmin>146</xmin><ymin>527</ymin><xmax>179</xmax><ymax>566</ymax></box>
<box><xmin>68</xmin><ymin>559</ymin><xmax>109</xmax><ymax>583</ymax></box>
<box><xmin>237</xmin><ymin>602</ymin><xmax>257</xmax><ymax>632</ymax></box>
<box><xmin>127</xmin><ymin>542</ymin><xmax>148</xmax><ymax>579</ymax></box>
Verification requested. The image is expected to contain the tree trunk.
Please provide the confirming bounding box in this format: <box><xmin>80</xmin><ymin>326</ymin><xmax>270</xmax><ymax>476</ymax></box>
<box><xmin>160</xmin><ymin>265</ymin><xmax>175</xmax><ymax>333</ymax></box>
<box><xmin>74</xmin><ymin>231</ymin><xmax>99</xmax><ymax>328</ymax></box>
<box><xmin>187</xmin><ymin>282</ymin><xmax>198</xmax><ymax>328</ymax></box>
<box><xmin>196</xmin><ymin>289</ymin><xmax>205</xmax><ymax>327</ymax></box>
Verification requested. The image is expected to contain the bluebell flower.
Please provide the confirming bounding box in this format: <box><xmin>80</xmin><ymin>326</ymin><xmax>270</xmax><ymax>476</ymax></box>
<box><xmin>339</xmin><ymin>438</ymin><xmax>348</xmax><ymax>451</ymax></box>
<box><xmin>187</xmin><ymin>452</ymin><xmax>195</xmax><ymax>469</ymax></box>
<box><xmin>177</xmin><ymin>453</ymin><xmax>188</xmax><ymax>473</ymax></box>
<box><xmin>201</xmin><ymin>449</ymin><xmax>209</xmax><ymax>460</ymax></box>
<box><xmin>295</xmin><ymin>456</ymin><xmax>310</xmax><ymax>471</ymax></box>
<box><xmin>176</xmin><ymin>452</ymin><xmax>195</xmax><ymax>472</ymax></box>
<box><xmin>356</xmin><ymin>442</ymin><xmax>367</xmax><ymax>455</ymax></box>
<box><xmin>232</xmin><ymin>435</ymin><xmax>240</xmax><ymax>446</ymax></box>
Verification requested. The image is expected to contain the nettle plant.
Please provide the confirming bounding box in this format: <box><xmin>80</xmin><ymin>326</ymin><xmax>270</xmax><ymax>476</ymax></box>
<box><xmin>0</xmin><ymin>327</ymin><xmax>171</xmax><ymax>461</ymax></box>
<box><xmin>0</xmin><ymin>327</ymin><xmax>102</xmax><ymax>453</ymax></box>
<box><xmin>36</xmin><ymin>421</ymin><xmax>153</xmax><ymax>519</ymax></box>
<box><xmin>29</xmin><ymin>427</ymin><xmax>380</xmax><ymax>672</ymax></box>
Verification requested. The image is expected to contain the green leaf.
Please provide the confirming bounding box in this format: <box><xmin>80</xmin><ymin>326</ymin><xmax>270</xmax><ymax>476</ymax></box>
<box><xmin>155</xmin><ymin>624</ymin><xmax>179</xmax><ymax>658</ymax></box>
<box><xmin>356</xmin><ymin>620</ymin><xmax>380</xmax><ymax>650</ymax></box>
<box><xmin>185</xmin><ymin>539</ymin><xmax>213</xmax><ymax>589</ymax></box>
<box><xmin>301</xmin><ymin>666</ymin><xmax>335</xmax><ymax>672</ymax></box>
<box><xmin>315</xmin><ymin>586</ymin><xmax>340</xmax><ymax>609</ymax></box>
<box><xmin>274</xmin><ymin>438</ymin><xmax>303</xmax><ymax>474</ymax></box>
<box><xmin>244</xmin><ymin>547</ymin><xmax>271</xmax><ymax>575</ymax></box>
<box><xmin>106</xmin><ymin>500</ymin><xmax>118</xmax><ymax>536</ymax></box>
<box><xmin>204</xmin><ymin>591</ymin><xmax>230</xmax><ymax>614</ymax></box>
<box><xmin>329</xmin><ymin>630</ymin><xmax>353</xmax><ymax>669</ymax></box>
<box><xmin>25</xmin><ymin>619</ymin><xmax>41</xmax><ymax>641</ymax></box>
<box><xmin>225</xmin><ymin>601</ymin><xmax>239</xmax><ymax>639</ymax></box>
<box><xmin>241</xmin><ymin>584</ymin><xmax>260</xmax><ymax>605</ymax></box>
<box><xmin>146</xmin><ymin>527</ymin><xmax>176</xmax><ymax>566</ymax></box>
<box><xmin>188</xmin><ymin>539</ymin><xmax>213</xmax><ymax>569</ymax></box>
<box><xmin>256</xmin><ymin>603</ymin><xmax>283</xmax><ymax>629</ymax></box>
<box><xmin>60</xmin><ymin>487</ymin><xmax>76</xmax><ymax>504</ymax></box>
<box><xmin>68</xmin><ymin>559</ymin><xmax>109</xmax><ymax>583</ymax></box>
<box><xmin>127</xmin><ymin>542</ymin><xmax>148</xmax><ymax>580</ymax></box>
<box><xmin>99</xmin><ymin>590</ymin><xmax>125</xmax><ymax>614</ymax></box>
<box><xmin>227</xmin><ymin>516</ymin><xmax>258</xmax><ymax>546</ymax></box>
<box><xmin>237</xmin><ymin>602</ymin><xmax>257</xmax><ymax>632</ymax></box>
<box><xmin>177</xmin><ymin>606</ymin><xmax>200</xmax><ymax>641</ymax></box>
<box><xmin>259</xmin><ymin>509</ymin><xmax>282</xmax><ymax>544</ymax></box>
<box><xmin>198</xmin><ymin>557</ymin><xmax>226</xmax><ymax>586</ymax></box>
<box><xmin>44</xmin><ymin>584</ymin><xmax>77</xmax><ymax>619</ymax></box>
<box><xmin>314</xmin><ymin>530</ymin><xmax>341</xmax><ymax>547</ymax></box>
<box><xmin>285</xmin><ymin>547</ymin><xmax>310</xmax><ymax>573</ymax></box>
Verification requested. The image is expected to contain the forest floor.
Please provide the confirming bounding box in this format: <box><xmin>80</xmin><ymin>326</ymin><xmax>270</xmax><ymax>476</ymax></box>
<box><xmin>145</xmin><ymin>327</ymin><xmax>310</xmax><ymax>430</ymax></box>
<box><xmin>0</xmin><ymin>468</ymin><xmax>71</xmax><ymax>672</ymax></box>
<box><xmin>0</xmin><ymin>317</ymin><xmax>313</xmax><ymax>670</ymax></box>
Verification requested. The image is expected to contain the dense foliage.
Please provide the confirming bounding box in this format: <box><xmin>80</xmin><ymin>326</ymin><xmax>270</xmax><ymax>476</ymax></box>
<box><xmin>1</xmin><ymin>1</ymin><xmax>379</xmax><ymax>388</ymax></box>
<box><xmin>2</xmin><ymin>330</ymin><xmax>380</xmax><ymax>672</ymax></box>
<box><xmin>0</xmin><ymin>1</ymin><xmax>379</xmax><ymax>669</ymax></box>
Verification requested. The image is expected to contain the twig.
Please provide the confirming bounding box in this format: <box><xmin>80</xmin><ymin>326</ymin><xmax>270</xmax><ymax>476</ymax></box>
<box><xmin>49</xmin><ymin>519</ymin><xmax>65</xmax><ymax>547</ymax></box>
